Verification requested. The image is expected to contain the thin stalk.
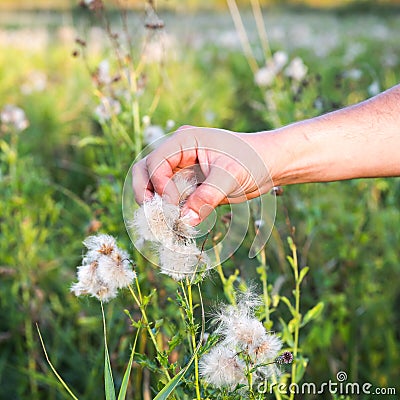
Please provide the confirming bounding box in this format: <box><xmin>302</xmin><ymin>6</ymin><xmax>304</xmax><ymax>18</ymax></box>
<box><xmin>289</xmin><ymin>242</ymin><xmax>300</xmax><ymax>400</ymax></box>
<box><xmin>128</xmin><ymin>283</ymin><xmax>171</xmax><ymax>381</ymax></box>
<box><xmin>271</xmin><ymin>373</ymin><xmax>283</xmax><ymax>400</ymax></box>
<box><xmin>36</xmin><ymin>324</ymin><xmax>79</xmax><ymax>400</ymax></box>
<box><xmin>248</xmin><ymin>371</ymin><xmax>254</xmax><ymax>399</ymax></box>
<box><xmin>250</xmin><ymin>0</ymin><xmax>272</xmax><ymax>61</ymax></box>
<box><xmin>245</xmin><ymin>356</ymin><xmax>255</xmax><ymax>400</ymax></box>
<box><xmin>178</xmin><ymin>282</ymin><xmax>192</xmax><ymax>346</ymax></box>
<box><xmin>227</xmin><ymin>0</ymin><xmax>258</xmax><ymax>74</ymax></box>
<box><xmin>10</xmin><ymin>131</ymin><xmax>18</xmax><ymax>193</ymax></box>
<box><xmin>214</xmin><ymin>246</ymin><xmax>236</xmax><ymax>305</ymax></box>
<box><xmin>128</xmin><ymin>68</ymin><xmax>142</xmax><ymax>158</ymax></box>
<box><xmin>259</xmin><ymin>248</ymin><xmax>270</xmax><ymax>327</ymax></box>
<box><xmin>185</xmin><ymin>279</ymin><xmax>201</xmax><ymax>400</ymax></box>
<box><xmin>22</xmin><ymin>283</ymin><xmax>38</xmax><ymax>398</ymax></box>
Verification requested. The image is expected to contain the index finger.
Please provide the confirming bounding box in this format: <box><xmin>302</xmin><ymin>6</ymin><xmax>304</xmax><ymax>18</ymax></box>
<box><xmin>144</xmin><ymin>130</ymin><xmax>199</xmax><ymax>203</ymax></box>
<box><xmin>131</xmin><ymin>158</ymin><xmax>154</xmax><ymax>204</ymax></box>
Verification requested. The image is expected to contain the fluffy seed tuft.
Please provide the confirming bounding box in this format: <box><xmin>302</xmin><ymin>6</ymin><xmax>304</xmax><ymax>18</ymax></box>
<box><xmin>131</xmin><ymin>170</ymin><xmax>209</xmax><ymax>280</ymax></box>
<box><xmin>71</xmin><ymin>234</ymin><xmax>135</xmax><ymax>302</ymax></box>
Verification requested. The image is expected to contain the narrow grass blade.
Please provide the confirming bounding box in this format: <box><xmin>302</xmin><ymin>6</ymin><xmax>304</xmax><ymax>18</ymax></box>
<box><xmin>101</xmin><ymin>302</ymin><xmax>116</xmax><ymax>400</ymax></box>
<box><xmin>117</xmin><ymin>325</ymin><xmax>141</xmax><ymax>400</ymax></box>
<box><xmin>36</xmin><ymin>324</ymin><xmax>79</xmax><ymax>400</ymax></box>
<box><xmin>153</xmin><ymin>368</ymin><xmax>188</xmax><ymax>400</ymax></box>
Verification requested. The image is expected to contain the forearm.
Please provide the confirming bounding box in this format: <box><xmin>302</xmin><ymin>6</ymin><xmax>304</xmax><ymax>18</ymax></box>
<box><xmin>254</xmin><ymin>85</ymin><xmax>400</xmax><ymax>187</ymax></box>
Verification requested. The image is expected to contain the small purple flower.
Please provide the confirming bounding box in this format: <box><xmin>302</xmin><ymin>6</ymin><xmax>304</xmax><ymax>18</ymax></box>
<box><xmin>276</xmin><ymin>351</ymin><xmax>294</xmax><ymax>365</ymax></box>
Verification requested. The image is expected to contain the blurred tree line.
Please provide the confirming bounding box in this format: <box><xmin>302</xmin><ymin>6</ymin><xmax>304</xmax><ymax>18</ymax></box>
<box><xmin>1</xmin><ymin>0</ymin><xmax>400</xmax><ymax>11</ymax></box>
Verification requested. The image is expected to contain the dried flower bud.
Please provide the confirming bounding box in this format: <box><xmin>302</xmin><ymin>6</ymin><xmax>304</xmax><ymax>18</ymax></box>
<box><xmin>275</xmin><ymin>351</ymin><xmax>294</xmax><ymax>365</ymax></box>
<box><xmin>271</xmin><ymin>186</ymin><xmax>284</xmax><ymax>196</ymax></box>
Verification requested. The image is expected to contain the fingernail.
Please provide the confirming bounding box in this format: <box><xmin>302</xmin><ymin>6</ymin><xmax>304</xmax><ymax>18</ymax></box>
<box><xmin>181</xmin><ymin>209</ymin><xmax>200</xmax><ymax>225</ymax></box>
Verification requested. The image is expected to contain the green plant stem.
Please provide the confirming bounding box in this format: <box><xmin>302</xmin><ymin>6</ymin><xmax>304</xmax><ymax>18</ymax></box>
<box><xmin>185</xmin><ymin>280</ymin><xmax>201</xmax><ymax>400</ymax></box>
<box><xmin>247</xmin><ymin>371</ymin><xmax>254</xmax><ymax>400</ymax></box>
<box><xmin>129</xmin><ymin>69</ymin><xmax>142</xmax><ymax>157</ymax></box>
<box><xmin>128</xmin><ymin>282</ymin><xmax>171</xmax><ymax>381</ymax></box>
<box><xmin>271</xmin><ymin>373</ymin><xmax>283</xmax><ymax>400</ymax></box>
<box><xmin>10</xmin><ymin>131</ymin><xmax>18</xmax><ymax>192</ymax></box>
<box><xmin>289</xmin><ymin>241</ymin><xmax>300</xmax><ymax>400</ymax></box>
<box><xmin>214</xmin><ymin>246</ymin><xmax>236</xmax><ymax>305</ymax></box>
<box><xmin>259</xmin><ymin>248</ymin><xmax>271</xmax><ymax>327</ymax></box>
<box><xmin>244</xmin><ymin>356</ymin><xmax>255</xmax><ymax>400</ymax></box>
<box><xmin>36</xmin><ymin>324</ymin><xmax>79</xmax><ymax>400</ymax></box>
<box><xmin>22</xmin><ymin>282</ymin><xmax>38</xmax><ymax>398</ymax></box>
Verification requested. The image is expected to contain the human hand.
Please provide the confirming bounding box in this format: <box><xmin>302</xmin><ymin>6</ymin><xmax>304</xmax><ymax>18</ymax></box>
<box><xmin>132</xmin><ymin>126</ymin><xmax>274</xmax><ymax>225</ymax></box>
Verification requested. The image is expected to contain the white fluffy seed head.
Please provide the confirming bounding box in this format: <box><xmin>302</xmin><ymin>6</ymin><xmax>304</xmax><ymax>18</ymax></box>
<box><xmin>212</xmin><ymin>289</ymin><xmax>281</xmax><ymax>363</ymax></box>
<box><xmin>83</xmin><ymin>234</ymin><xmax>116</xmax><ymax>253</ymax></box>
<box><xmin>214</xmin><ymin>289</ymin><xmax>263</xmax><ymax>342</ymax></box>
<box><xmin>96</xmin><ymin>252</ymin><xmax>136</xmax><ymax>290</ymax></box>
<box><xmin>158</xmin><ymin>242</ymin><xmax>210</xmax><ymax>281</ymax></box>
<box><xmin>132</xmin><ymin>194</ymin><xmax>180</xmax><ymax>245</ymax></box>
<box><xmin>131</xmin><ymin>172</ymin><xmax>208</xmax><ymax>281</ymax></box>
<box><xmin>172</xmin><ymin>168</ymin><xmax>198</xmax><ymax>204</ymax></box>
<box><xmin>252</xmin><ymin>333</ymin><xmax>282</xmax><ymax>362</ymax></box>
<box><xmin>199</xmin><ymin>344</ymin><xmax>246</xmax><ymax>389</ymax></box>
<box><xmin>232</xmin><ymin>316</ymin><xmax>267</xmax><ymax>350</ymax></box>
<box><xmin>71</xmin><ymin>234</ymin><xmax>135</xmax><ymax>302</ymax></box>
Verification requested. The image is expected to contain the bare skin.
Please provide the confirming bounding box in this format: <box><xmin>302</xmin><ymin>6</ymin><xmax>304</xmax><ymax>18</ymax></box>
<box><xmin>132</xmin><ymin>84</ymin><xmax>400</xmax><ymax>225</ymax></box>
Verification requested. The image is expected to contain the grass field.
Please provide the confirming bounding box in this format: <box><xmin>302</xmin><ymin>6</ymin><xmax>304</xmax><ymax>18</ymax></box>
<box><xmin>0</xmin><ymin>2</ymin><xmax>399</xmax><ymax>399</ymax></box>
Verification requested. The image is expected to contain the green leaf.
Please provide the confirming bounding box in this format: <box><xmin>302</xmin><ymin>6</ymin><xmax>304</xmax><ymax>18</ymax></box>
<box><xmin>104</xmin><ymin>349</ymin><xmax>116</xmax><ymax>400</ymax></box>
<box><xmin>117</xmin><ymin>326</ymin><xmax>141</xmax><ymax>400</ymax></box>
<box><xmin>280</xmin><ymin>296</ymin><xmax>296</xmax><ymax>317</ymax></box>
<box><xmin>168</xmin><ymin>333</ymin><xmax>182</xmax><ymax>353</ymax></box>
<box><xmin>279</xmin><ymin>318</ymin><xmax>294</xmax><ymax>347</ymax></box>
<box><xmin>298</xmin><ymin>267</ymin><xmax>309</xmax><ymax>284</ymax></box>
<box><xmin>117</xmin><ymin>346</ymin><xmax>135</xmax><ymax>400</ymax></box>
<box><xmin>301</xmin><ymin>302</ymin><xmax>324</xmax><ymax>327</ymax></box>
<box><xmin>272</xmin><ymin>294</ymin><xmax>280</xmax><ymax>308</ymax></box>
<box><xmin>294</xmin><ymin>356</ymin><xmax>309</xmax><ymax>383</ymax></box>
<box><xmin>287</xmin><ymin>236</ymin><xmax>295</xmax><ymax>250</ymax></box>
<box><xmin>154</xmin><ymin>319</ymin><xmax>164</xmax><ymax>329</ymax></box>
<box><xmin>286</xmin><ymin>255</ymin><xmax>294</xmax><ymax>269</ymax></box>
<box><xmin>153</xmin><ymin>368</ymin><xmax>187</xmax><ymax>400</ymax></box>
<box><xmin>142</xmin><ymin>289</ymin><xmax>157</xmax><ymax>307</ymax></box>
<box><xmin>288</xmin><ymin>316</ymin><xmax>301</xmax><ymax>333</ymax></box>
<box><xmin>76</xmin><ymin>136</ymin><xmax>106</xmax><ymax>147</ymax></box>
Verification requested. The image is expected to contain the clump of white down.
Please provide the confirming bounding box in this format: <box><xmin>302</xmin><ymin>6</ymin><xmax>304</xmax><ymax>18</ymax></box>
<box><xmin>199</xmin><ymin>291</ymin><xmax>282</xmax><ymax>389</ymax></box>
<box><xmin>71</xmin><ymin>234</ymin><xmax>136</xmax><ymax>302</ymax></box>
<box><xmin>131</xmin><ymin>169</ymin><xmax>209</xmax><ymax>280</ymax></box>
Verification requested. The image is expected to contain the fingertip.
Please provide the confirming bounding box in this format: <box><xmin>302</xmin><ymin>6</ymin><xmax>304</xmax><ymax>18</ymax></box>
<box><xmin>181</xmin><ymin>207</ymin><xmax>201</xmax><ymax>226</ymax></box>
<box><xmin>161</xmin><ymin>181</ymin><xmax>181</xmax><ymax>205</ymax></box>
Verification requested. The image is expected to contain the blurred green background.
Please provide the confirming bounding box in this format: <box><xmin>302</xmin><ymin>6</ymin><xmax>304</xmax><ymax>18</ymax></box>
<box><xmin>0</xmin><ymin>0</ymin><xmax>399</xmax><ymax>399</ymax></box>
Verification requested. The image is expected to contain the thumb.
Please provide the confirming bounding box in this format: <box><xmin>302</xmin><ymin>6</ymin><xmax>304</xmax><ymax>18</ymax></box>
<box><xmin>181</xmin><ymin>166</ymin><xmax>239</xmax><ymax>225</ymax></box>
